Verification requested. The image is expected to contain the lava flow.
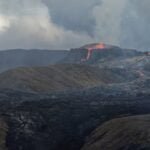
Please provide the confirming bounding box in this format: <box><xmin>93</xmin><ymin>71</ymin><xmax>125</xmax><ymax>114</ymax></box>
<box><xmin>85</xmin><ymin>43</ymin><xmax>106</xmax><ymax>60</ymax></box>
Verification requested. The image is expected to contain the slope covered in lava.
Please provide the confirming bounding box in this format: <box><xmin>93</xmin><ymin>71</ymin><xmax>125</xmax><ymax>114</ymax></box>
<box><xmin>0</xmin><ymin>82</ymin><xmax>149</xmax><ymax>150</ymax></box>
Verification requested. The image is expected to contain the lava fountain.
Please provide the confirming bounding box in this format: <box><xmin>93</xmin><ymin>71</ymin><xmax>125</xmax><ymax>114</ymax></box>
<box><xmin>81</xmin><ymin>43</ymin><xmax>106</xmax><ymax>61</ymax></box>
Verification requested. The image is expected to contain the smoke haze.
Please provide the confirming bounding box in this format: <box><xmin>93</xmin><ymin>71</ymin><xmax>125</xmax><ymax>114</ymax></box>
<box><xmin>0</xmin><ymin>0</ymin><xmax>149</xmax><ymax>50</ymax></box>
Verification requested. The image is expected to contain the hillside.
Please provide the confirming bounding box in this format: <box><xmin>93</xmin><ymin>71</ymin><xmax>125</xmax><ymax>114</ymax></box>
<box><xmin>82</xmin><ymin>115</ymin><xmax>150</xmax><ymax>150</ymax></box>
<box><xmin>0</xmin><ymin>49</ymin><xmax>68</xmax><ymax>73</ymax></box>
<box><xmin>0</xmin><ymin>44</ymin><xmax>148</xmax><ymax>93</ymax></box>
<box><xmin>0</xmin><ymin>64</ymin><xmax>139</xmax><ymax>92</ymax></box>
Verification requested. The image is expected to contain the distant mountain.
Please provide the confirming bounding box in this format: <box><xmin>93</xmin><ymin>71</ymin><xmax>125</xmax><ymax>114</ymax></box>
<box><xmin>0</xmin><ymin>49</ymin><xmax>68</xmax><ymax>73</ymax></box>
<box><xmin>0</xmin><ymin>64</ymin><xmax>139</xmax><ymax>92</ymax></box>
<box><xmin>82</xmin><ymin>115</ymin><xmax>150</xmax><ymax>150</ymax></box>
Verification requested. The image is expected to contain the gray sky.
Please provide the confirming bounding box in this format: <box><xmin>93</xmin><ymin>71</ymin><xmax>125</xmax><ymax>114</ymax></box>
<box><xmin>0</xmin><ymin>0</ymin><xmax>149</xmax><ymax>50</ymax></box>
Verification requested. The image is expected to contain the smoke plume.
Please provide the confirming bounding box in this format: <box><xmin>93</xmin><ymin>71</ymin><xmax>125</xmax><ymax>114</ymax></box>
<box><xmin>0</xmin><ymin>0</ymin><xmax>149</xmax><ymax>51</ymax></box>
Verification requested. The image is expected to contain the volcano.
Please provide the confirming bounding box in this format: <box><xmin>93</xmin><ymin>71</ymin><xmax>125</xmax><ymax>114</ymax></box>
<box><xmin>82</xmin><ymin>43</ymin><xmax>106</xmax><ymax>61</ymax></box>
<box><xmin>80</xmin><ymin>43</ymin><xmax>117</xmax><ymax>60</ymax></box>
<box><xmin>62</xmin><ymin>43</ymin><xmax>142</xmax><ymax>64</ymax></box>
<box><xmin>80</xmin><ymin>43</ymin><xmax>115</xmax><ymax>50</ymax></box>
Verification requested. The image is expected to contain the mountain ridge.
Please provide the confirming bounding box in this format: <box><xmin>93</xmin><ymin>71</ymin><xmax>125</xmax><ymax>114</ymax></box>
<box><xmin>0</xmin><ymin>49</ymin><xmax>68</xmax><ymax>73</ymax></box>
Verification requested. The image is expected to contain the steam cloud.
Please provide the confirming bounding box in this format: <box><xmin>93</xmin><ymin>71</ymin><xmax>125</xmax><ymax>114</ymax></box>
<box><xmin>0</xmin><ymin>0</ymin><xmax>149</xmax><ymax>50</ymax></box>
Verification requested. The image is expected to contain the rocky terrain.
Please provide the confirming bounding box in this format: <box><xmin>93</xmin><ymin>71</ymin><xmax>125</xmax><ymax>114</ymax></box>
<box><xmin>0</xmin><ymin>84</ymin><xmax>148</xmax><ymax>150</ymax></box>
<box><xmin>0</xmin><ymin>43</ymin><xmax>149</xmax><ymax>150</ymax></box>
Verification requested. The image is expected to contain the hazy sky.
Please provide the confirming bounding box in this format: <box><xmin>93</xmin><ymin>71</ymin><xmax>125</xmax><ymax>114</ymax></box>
<box><xmin>0</xmin><ymin>0</ymin><xmax>149</xmax><ymax>50</ymax></box>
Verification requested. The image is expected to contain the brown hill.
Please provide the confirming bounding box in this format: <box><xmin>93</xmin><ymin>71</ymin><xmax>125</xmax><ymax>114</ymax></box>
<box><xmin>0</xmin><ymin>64</ymin><xmax>138</xmax><ymax>92</ymax></box>
<box><xmin>82</xmin><ymin>115</ymin><xmax>150</xmax><ymax>150</ymax></box>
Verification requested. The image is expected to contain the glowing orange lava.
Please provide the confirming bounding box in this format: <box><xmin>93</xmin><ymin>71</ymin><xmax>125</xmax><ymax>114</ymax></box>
<box><xmin>86</xmin><ymin>43</ymin><xmax>106</xmax><ymax>60</ymax></box>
